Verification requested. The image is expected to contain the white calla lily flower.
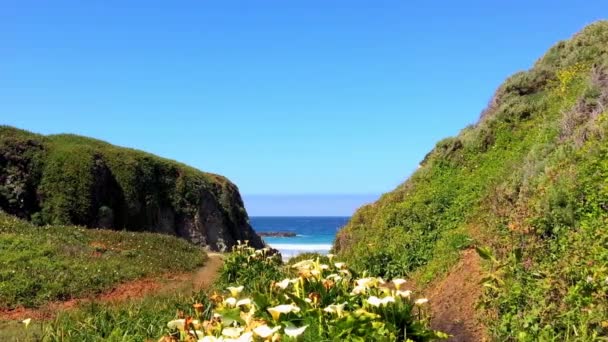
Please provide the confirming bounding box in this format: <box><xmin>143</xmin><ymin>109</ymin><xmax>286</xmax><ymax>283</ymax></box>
<box><xmin>227</xmin><ymin>286</ymin><xmax>244</xmax><ymax>297</ymax></box>
<box><xmin>285</xmin><ymin>325</ymin><xmax>308</xmax><ymax>337</ymax></box>
<box><xmin>267</xmin><ymin>304</ymin><xmax>300</xmax><ymax>321</ymax></box>
<box><xmin>415</xmin><ymin>298</ymin><xmax>429</xmax><ymax>305</ymax></box>
<box><xmin>224</xmin><ymin>297</ymin><xmax>237</xmax><ymax>307</ymax></box>
<box><xmin>253</xmin><ymin>324</ymin><xmax>281</xmax><ymax>338</ymax></box>
<box><xmin>222</xmin><ymin>327</ymin><xmax>243</xmax><ymax>338</ymax></box>
<box><xmin>236</xmin><ymin>298</ymin><xmax>251</xmax><ymax>307</ymax></box>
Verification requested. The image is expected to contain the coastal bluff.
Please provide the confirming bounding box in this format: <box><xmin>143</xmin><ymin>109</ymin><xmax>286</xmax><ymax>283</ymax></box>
<box><xmin>0</xmin><ymin>126</ymin><xmax>263</xmax><ymax>251</ymax></box>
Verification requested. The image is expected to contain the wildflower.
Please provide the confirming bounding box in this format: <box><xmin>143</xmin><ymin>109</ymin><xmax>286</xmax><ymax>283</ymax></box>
<box><xmin>222</xmin><ymin>327</ymin><xmax>244</xmax><ymax>338</ymax></box>
<box><xmin>224</xmin><ymin>297</ymin><xmax>237</xmax><ymax>307</ymax></box>
<box><xmin>22</xmin><ymin>318</ymin><xmax>31</xmax><ymax>328</ymax></box>
<box><xmin>227</xmin><ymin>286</ymin><xmax>244</xmax><ymax>297</ymax></box>
<box><xmin>267</xmin><ymin>304</ymin><xmax>300</xmax><ymax>321</ymax></box>
<box><xmin>392</xmin><ymin>278</ymin><xmax>407</xmax><ymax>289</ymax></box>
<box><xmin>253</xmin><ymin>324</ymin><xmax>281</xmax><ymax>338</ymax></box>
<box><xmin>415</xmin><ymin>298</ymin><xmax>429</xmax><ymax>305</ymax></box>
<box><xmin>284</xmin><ymin>325</ymin><xmax>308</xmax><ymax>337</ymax></box>
<box><xmin>236</xmin><ymin>298</ymin><xmax>251</xmax><ymax>307</ymax></box>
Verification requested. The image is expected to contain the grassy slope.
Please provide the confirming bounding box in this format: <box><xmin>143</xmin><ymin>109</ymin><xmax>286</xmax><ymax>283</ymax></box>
<box><xmin>335</xmin><ymin>21</ymin><xmax>608</xmax><ymax>339</ymax></box>
<box><xmin>0</xmin><ymin>212</ymin><xmax>205</xmax><ymax>309</ymax></box>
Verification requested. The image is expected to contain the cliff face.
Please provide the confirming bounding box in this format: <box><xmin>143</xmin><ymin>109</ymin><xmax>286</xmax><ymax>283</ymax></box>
<box><xmin>334</xmin><ymin>22</ymin><xmax>608</xmax><ymax>339</ymax></box>
<box><xmin>0</xmin><ymin>127</ymin><xmax>263</xmax><ymax>251</ymax></box>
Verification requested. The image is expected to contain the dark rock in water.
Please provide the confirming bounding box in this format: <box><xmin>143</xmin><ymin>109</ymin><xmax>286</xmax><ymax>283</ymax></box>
<box><xmin>0</xmin><ymin>126</ymin><xmax>264</xmax><ymax>252</ymax></box>
<box><xmin>258</xmin><ymin>231</ymin><xmax>297</xmax><ymax>237</ymax></box>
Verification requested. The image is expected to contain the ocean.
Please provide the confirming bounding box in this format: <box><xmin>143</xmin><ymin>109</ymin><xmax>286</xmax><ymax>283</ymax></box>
<box><xmin>250</xmin><ymin>216</ymin><xmax>349</xmax><ymax>258</ymax></box>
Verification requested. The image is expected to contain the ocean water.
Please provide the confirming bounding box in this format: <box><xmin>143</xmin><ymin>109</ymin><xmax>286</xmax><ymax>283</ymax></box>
<box><xmin>250</xmin><ymin>216</ymin><xmax>349</xmax><ymax>258</ymax></box>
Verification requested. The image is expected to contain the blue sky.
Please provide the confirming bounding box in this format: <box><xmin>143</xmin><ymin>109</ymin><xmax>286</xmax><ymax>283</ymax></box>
<box><xmin>1</xmin><ymin>1</ymin><xmax>606</xmax><ymax>215</ymax></box>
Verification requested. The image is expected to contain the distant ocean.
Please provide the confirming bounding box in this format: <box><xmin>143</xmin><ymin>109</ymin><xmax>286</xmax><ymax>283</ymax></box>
<box><xmin>250</xmin><ymin>216</ymin><xmax>349</xmax><ymax>258</ymax></box>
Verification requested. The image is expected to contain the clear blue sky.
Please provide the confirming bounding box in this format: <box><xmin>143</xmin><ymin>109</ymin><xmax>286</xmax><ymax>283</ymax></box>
<box><xmin>1</xmin><ymin>1</ymin><xmax>606</xmax><ymax>215</ymax></box>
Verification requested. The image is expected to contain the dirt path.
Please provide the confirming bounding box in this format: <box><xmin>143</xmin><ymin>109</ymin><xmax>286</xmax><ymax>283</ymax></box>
<box><xmin>426</xmin><ymin>249</ymin><xmax>488</xmax><ymax>341</ymax></box>
<box><xmin>0</xmin><ymin>253</ymin><xmax>224</xmax><ymax>321</ymax></box>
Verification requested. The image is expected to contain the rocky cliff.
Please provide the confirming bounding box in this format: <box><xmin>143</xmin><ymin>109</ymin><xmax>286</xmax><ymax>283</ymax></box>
<box><xmin>0</xmin><ymin>126</ymin><xmax>263</xmax><ymax>251</ymax></box>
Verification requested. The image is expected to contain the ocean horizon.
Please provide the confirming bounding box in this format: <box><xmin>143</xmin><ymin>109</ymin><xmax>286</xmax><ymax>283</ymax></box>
<box><xmin>250</xmin><ymin>216</ymin><xmax>349</xmax><ymax>258</ymax></box>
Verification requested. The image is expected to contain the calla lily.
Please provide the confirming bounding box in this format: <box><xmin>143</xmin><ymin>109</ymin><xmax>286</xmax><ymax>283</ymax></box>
<box><xmin>319</xmin><ymin>264</ymin><xmax>330</xmax><ymax>270</ymax></box>
<box><xmin>356</xmin><ymin>277</ymin><xmax>376</xmax><ymax>288</ymax></box>
<box><xmin>167</xmin><ymin>319</ymin><xmax>186</xmax><ymax>330</ymax></box>
<box><xmin>326</xmin><ymin>273</ymin><xmax>342</xmax><ymax>281</ymax></box>
<box><xmin>291</xmin><ymin>259</ymin><xmax>314</xmax><ymax>269</ymax></box>
<box><xmin>396</xmin><ymin>290</ymin><xmax>412</xmax><ymax>298</ymax></box>
<box><xmin>382</xmin><ymin>296</ymin><xmax>396</xmax><ymax>304</ymax></box>
<box><xmin>224</xmin><ymin>297</ymin><xmax>237</xmax><ymax>307</ymax></box>
<box><xmin>334</xmin><ymin>262</ymin><xmax>346</xmax><ymax>269</ymax></box>
<box><xmin>351</xmin><ymin>284</ymin><xmax>367</xmax><ymax>295</ymax></box>
<box><xmin>22</xmin><ymin>318</ymin><xmax>31</xmax><ymax>328</ymax></box>
<box><xmin>227</xmin><ymin>286</ymin><xmax>244</xmax><ymax>297</ymax></box>
<box><xmin>222</xmin><ymin>327</ymin><xmax>243</xmax><ymax>338</ymax></box>
<box><xmin>367</xmin><ymin>296</ymin><xmax>383</xmax><ymax>307</ymax></box>
<box><xmin>236</xmin><ymin>298</ymin><xmax>251</xmax><ymax>307</ymax></box>
<box><xmin>415</xmin><ymin>298</ymin><xmax>429</xmax><ymax>305</ymax></box>
<box><xmin>323</xmin><ymin>302</ymin><xmax>346</xmax><ymax>317</ymax></box>
<box><xmin>327</xmin><ymin>253</ymin><xmax>335</xmax><ymax>260</ymax></box>
<box><xmin>225</xmin><ymin>332</ymin><xmax>253</xmax><ymax>342</ymax></box>
<box><xmin>253</xmin><ymin>324</ymin><xmax>281</xmax><ymax>338</ymax></box>
<box><xmin>285</xmin><ymin>325</ymin><xmax>308</xmax><ymax>337</ymax></box>
<box><xmin>367</xmin><ymin>295</ymin><xmax>395</xmax><ymax>307</ymax></box>
<box><xmin>275</xmin><ymin>278</ymin><xmax>291</xmax><ymax>289</ymax></box>
<box><xmin>267</xmin><ymin>304</ymin><xmax>300</xmax><ymax>321</ymax></box>
<box><xmin>198</xmin><ymin>336</ymin><xmax>222</xmax><ymax>342</ymax></box>
<box><xmin>392</xmin><ymin>279</ymin><xmax>407</xmax><ymax>289</ymax></box>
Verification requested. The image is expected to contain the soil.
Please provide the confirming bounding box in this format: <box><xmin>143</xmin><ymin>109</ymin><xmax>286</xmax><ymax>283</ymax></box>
<box><xmin>0</xmin><ymin>253</ymin><xmax>224</xmax><ymax>321</ymax></box>
<box><xmin>426</xmin><ymin>249</ymin><xmax>488</xmax><ymax>341</ymax></box>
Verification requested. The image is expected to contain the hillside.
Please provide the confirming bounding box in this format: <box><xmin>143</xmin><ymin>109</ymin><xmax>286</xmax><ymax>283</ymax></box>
<box><xmin>0</xmin><ymin>126</ymin><xmax>263</xmax><ymax>251</ymax></box>
<box><xmin>335</xmin><ymin>21</ymin><xmax>608</xmax><ymax>340</ymax></box>
<box><xmin>0</xmin><ymin>211</ymin><xmax>205</xmax><ymax>309</ymax></box>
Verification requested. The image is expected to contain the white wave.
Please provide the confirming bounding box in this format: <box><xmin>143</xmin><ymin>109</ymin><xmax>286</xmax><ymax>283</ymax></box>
<box><xmin>268</xmin><ymin>243</ymin><xmax>332</xmax><ymax>251</ymax></box>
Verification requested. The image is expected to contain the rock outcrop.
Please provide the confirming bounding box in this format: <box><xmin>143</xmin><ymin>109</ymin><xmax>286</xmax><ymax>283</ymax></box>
<box><xmin>0</xmin><ymin>126</ymin><xmax>263</xmax><ymax>251</ymax></box>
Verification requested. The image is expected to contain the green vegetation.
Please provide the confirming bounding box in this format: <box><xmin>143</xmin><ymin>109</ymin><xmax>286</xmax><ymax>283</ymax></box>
<box><xmin>6</xmin><ymin>244</ymin><xmax>444</xmax><ymax>341</ymax></box>
<box><xmin>0</xmin><ymin>126</ymin><xmax>260</xmax><ymax>251</ymax></box>
<box><xmin>335</xmin><ymin>21</ymin><xmax>608</xmax><ymax>339</ymax></box>
<box><xmin>165</xmin><ymin>243</ymin><xmax>446</xmax><ymax>341</ymax></box>
<box><xmin>0</xmin><ymin>212</ymin><xmax>205</xmax><ymax>308</ymax></box>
